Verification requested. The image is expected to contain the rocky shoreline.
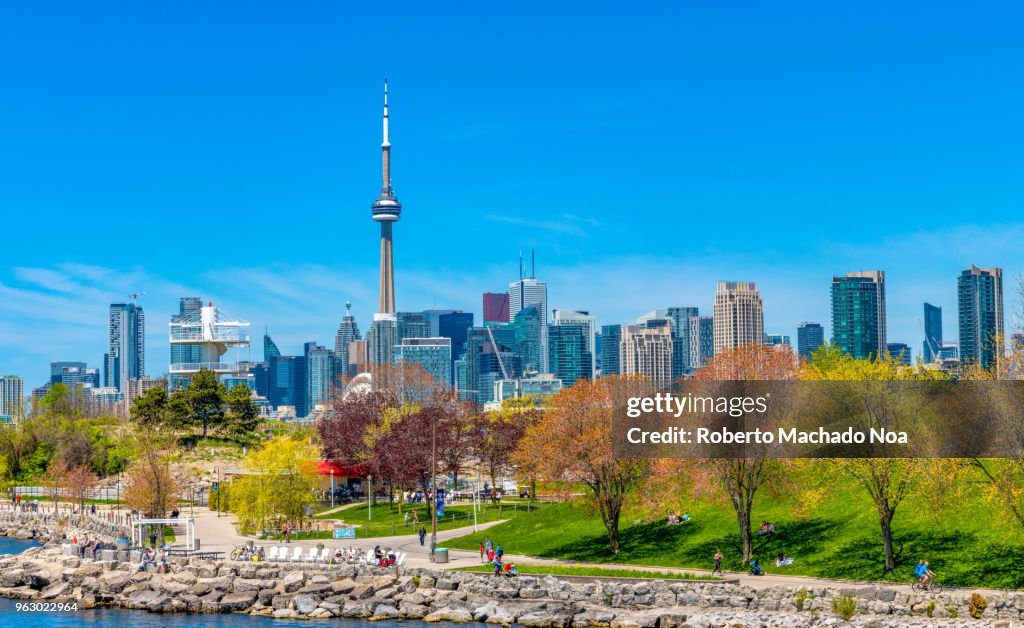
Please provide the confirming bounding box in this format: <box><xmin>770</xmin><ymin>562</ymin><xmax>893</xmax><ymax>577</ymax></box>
<box><xmin>0</xmin><ymin>513</ymin><xmax>1019</xmax><ymax>626</ymax></box>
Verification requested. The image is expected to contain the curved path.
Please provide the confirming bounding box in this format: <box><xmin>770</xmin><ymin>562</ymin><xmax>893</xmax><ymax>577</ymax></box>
<box><xmin>187</xmin><ymin>506</ymin><xmax>1006</xmax><ymax>594</ymax></box>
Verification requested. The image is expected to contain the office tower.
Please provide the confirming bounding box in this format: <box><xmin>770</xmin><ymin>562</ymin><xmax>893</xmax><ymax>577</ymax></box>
<box><xmin>763</xmin><ymin>334</ymin><xmax>792</xmax><ymax>347</ymax></box>
<box><xmin>105</xmin><ymin>301</ymin><xmax>145</xmax><ymax>393</ymax></box>
<box><xmin>439</xmin><ymin>311</ymin><xmax>474</xmax><ymax>378</ymax></box>
<box><xmin>508</xmin><ymin>255</ymin><xmax>549</xmax><ymax>371</ymax></box>
<box><xmin>600</xmin><ymin>324</ymin><xmax>622</xmax><ymax>376</ymax></box>
<box><xmin>667</xmin><ymin>306</ymin><xmax>699</xmax><ymax>378</ymax></box>
<box><xmin>223</xmin><ymin>373</ymin><xmax>255</xmax><ymax>392</ymax></box>
<box><xmin>264</xmin><ymin>332</ymin><xmax>281</xmax><ymax>361</ymax></box>
<box><xmin>688</xmin><ymin>316</ymin><xmax>714</xmax><ymax>369</ymax></box>
<box><xmin>635</xmin><ymin>309</ymin><xmax>668</xmax><ymax>326</ymax></box>
<box><xmin>796</xmin><ymin>322</ymin><xmax>825</xmax><ymax>359</ymax></box>
<box><xmin>713</xmin><ymin>282</ymin><xmax>763</xmax><ymax>355</ymax></box>
<box><xmin>594</xmin><ymin>332</ymin><xmax>603</xmax><ymax>373</ymax></box>
<box><xmin>270</xmin><ymin>356</ymin><xmax>308</xmax><ymax>418</ymax></box>
<box><xmin>305</xmin><ymin>342</ymin><xmax>333</xmax><ymax>410</ymax></box>
<box><xmin>887</xmin><ymin>343</ymin><xmax>912</xmax><ymax>366</ymax></box>
<box><xmin>367</xmin><ymin>314</ymin><xmax>398</xmax><ymax>366</ymax></box>
<box><xmin>50</xmin><ymin>361</ymin><xmax>86</xmax><ymax>382</ymax></box>
<box><xmin>958</xmin><ymin>265</ymin><xmax>1004</xmax><ymax>370</ymax></box>
<box><xmin>53</xmin><ymin>365</ymin><xmax>101</xmax><ymax>390</ymax></box>
<box><xmin>483</xmin><ymin>292</ymin><xmax>510</xmax><ymax>325</ymax></box>
<box><xmin>394</xmin><ymin>337</ymin><xmax>453</xmax><ymax>388</ymax></box>
<box><xmin>461</xmin><ymin>327</ymin><xmax>519</xmax><ymax>405</ymax></box>
<box><xmin>510</xmin><ymin>306</ymin><xmax>543</xmax><ymax>374</ymax></box>
<box><xmin>333</xmin><ymin>301</ymin><xmax>362</xmax><ymax>381</ymax></box>
<box><xmin>420</xmin><ymin>309</ymin><xmax>455</xmax><ymax>337</ymax></box>
<box><xmin>831</xmin><ymin>271</ymin><xmax>886</xmax><ymax>360</ymax></box>
<box><xmin>552</xmin><ymin>309</ymin><xmax>597</xmax><ymax>376</ymax></box>
<box><xmin>168</xmin><ymin>302</ymin><xmax>251</xmax><ymax>382</ymax></box>
<box><xmin>371</xmin><ymin>80</ymin><xmax>402</xmax><ymax>314</ymax></box>
<box><xmin>620</xmin><ymin>324</ymin><xmax>674</xmax><ymax>389</ymax></box>
<box><xmin>548</xmin><ymin>323</ymin><xmax>592</xmax><ymax>387</ymax></box>
<box><xmin>0</xmin><ymin>376</ymin><xmax>24</xmax><ymax>421</ymax></box>
<box><xmin>396</xmin><ymin>312</ymin><xmax>430</xmax><ymax>343</ymax></box>
<box><xmin>922</xmin><ymin>303</ymin><xmax>942</xmax><ymax>363</ymax></box>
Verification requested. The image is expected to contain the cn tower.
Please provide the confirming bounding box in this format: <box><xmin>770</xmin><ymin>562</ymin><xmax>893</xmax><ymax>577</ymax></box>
<box><xmin>371</xmin><ymin>79</ymin><xmax>401</xmax><ymax>314</ymax></box>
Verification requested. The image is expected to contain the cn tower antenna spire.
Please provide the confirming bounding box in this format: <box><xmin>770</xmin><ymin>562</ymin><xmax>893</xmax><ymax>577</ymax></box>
<box><xmin>371</xmin><ymin>78</ymin><xmax>401</xmax><ymax>314</ymax></box>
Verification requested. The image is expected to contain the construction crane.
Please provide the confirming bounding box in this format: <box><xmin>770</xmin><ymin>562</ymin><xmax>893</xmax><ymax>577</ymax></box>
<box><xmin>486</xmin><ymin>325</ymin><xmax>510</xmax><ymax>380</ymax></box>
<box><xmin>129</xmin><ymin>291</ymin><xmax>146</xmax><ymax>306</ymax></box>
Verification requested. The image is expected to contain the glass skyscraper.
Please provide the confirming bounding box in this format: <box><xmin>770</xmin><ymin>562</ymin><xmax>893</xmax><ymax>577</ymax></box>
<box><xmin>305</xmin><ymin>342</ymin><xmax>333</xmax><ymax>411</ymax></box>
<box><xmin>600</xmin><ymin>324</ymin><xmax>622</xmax><ymax>376</ymax></box>
<box><xmin>667</xmin><ymin>306</ymin><xmax>699</xmax><ymax>378</ymax></box>
<box><xmin>367</xmin><ymin>314</ymin><xmax>398</xmax><ymax>366</ymax></box>
<box><xmin>438</xmin><ymin>311</ymin><xmax>473</xmax><ymax>380</ymax></box>
<box><xmin>268</xmin><ymin>355</ymin><xmax>307</xmax><ymax>419</ymax></box>
<box><xmin>394</xmin><ymin>337</ymin><xmax>453</xmax><ymax>388</ymax></box>
<box><xmin>511</xmin><ymin>306</ymin><xmax>542</xmax><ymax>375</ymax></box>
<box><xmin>548</xmin><ymin>323</ymin><xmax>592</xmax><ymax>387</ymax></box>
<box><xmin>688</xmin><ymin>316</ymin><xmax>714</xmax><ymax>369</ymax></box>
<box><xmin>796</xmin><ymin>322</ymin><xmax>825</xmax><ymax>359</ymax></box>
<box><xmin>957</xmin><ymin>265</ymin><xmax>1004</xmax><ymax>370</ymax></box>
<box><xmin>830</xmin><ymin>271</ymin><xmax>886</xmax><ymax>360</ymax></box>
<box><xmin>922</xmin><ymin>303</ymin><xmax>942</xmax><ymax>363</ymax></box>
<box><xmin>333</xmin><ymin>302</ymin><xmax>362</xmax><ymax>380</ymax></box>
<box><xmin>105</xmin><ymin>302</ymin><xmax>145</xmax><ymax>393</ymax></box>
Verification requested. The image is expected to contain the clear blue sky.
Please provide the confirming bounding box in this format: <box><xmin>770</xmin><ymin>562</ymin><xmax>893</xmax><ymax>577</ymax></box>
<box><xmin>2</xmin><ymin>1</ymin><xmax>1024</xmax><ymax>387</ymax></box>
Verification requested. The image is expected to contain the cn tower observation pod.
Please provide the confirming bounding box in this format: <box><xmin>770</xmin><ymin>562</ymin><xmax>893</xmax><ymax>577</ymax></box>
<box><xmin>169</xmin><ymin>302</ymin><xmax>251</xmax><ymax>376</ymax></box>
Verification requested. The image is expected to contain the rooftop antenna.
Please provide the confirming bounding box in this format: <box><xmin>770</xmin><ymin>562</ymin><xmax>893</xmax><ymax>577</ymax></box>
<box><xmin>531</xmin><ymin>249</ymin><xmax>536</xmax><ymax>279</ymax></box>
<box><xmin>519</xmin><ymin>250</ymin><xmax>524</xmax><ymax>281</ymax></box>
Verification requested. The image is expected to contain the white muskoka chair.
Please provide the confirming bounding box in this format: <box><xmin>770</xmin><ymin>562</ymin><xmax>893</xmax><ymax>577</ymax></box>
<box><xmin>305</xmin><ymin>547</ymin><xmax>318</xmax><ymax>562</ymax></box>
<box><xmin>291</xmin><ymin>546</ymin><xmax>303</xmax><ymax>562</ymax></box>
<box><xmin>266</xmin><ymin>547</ymin><xmax>279</xmax><ymax>561</ymax></box>
<box><xmin>318</xmin><ymin>547</ymin><xmax>330</xmax><ymax>563</ymax></box>
<box><xmin>396</xmin><ymin>552</ymin><xmax>407</xmax><ymax>567</ymax></box>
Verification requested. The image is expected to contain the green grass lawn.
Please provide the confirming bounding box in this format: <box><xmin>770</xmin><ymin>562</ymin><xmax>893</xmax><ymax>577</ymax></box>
<box><xmin>445</xmin><ymin>478</ymin><xmax>1024</xmax><ymax>589</ymax></box>
<box><xmin>310</xmin><ymin>500</ymin><xmax>539</xmax><ymax>538</ymax></box>
<box><xmin>454</xmin><ymin>564</ymin><xmax>722</xmax><ymax>581</ymax></box>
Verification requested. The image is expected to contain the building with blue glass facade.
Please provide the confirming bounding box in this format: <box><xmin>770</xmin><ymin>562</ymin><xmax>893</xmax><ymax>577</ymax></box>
<box><xmin>394</xmin><ymin>337</ymin><xmax>452</xmax><ymax>388</ymax></box>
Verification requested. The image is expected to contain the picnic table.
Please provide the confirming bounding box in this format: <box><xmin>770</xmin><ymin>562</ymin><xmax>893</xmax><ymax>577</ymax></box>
<box><xmin>193</xmin><ymin>551</ymin><xmax>224</xmax><ymax>560</ymax></box>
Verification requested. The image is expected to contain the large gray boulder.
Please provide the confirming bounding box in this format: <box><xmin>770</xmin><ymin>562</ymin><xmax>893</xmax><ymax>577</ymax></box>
<box><xmin>282</xmin><ymin>570</ymin><xmax>305</xmax><ymax>593</ymax></box>
<box><xmin>220</xmin><ymin>590</ymin><xmax>258</xmax><ymax>612</ymax></box>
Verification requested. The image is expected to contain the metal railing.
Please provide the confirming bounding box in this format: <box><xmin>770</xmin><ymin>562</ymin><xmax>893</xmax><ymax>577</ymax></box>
<box><xmin>169</xmin><ymin>329</ymin><xmax>250</xmax><ymax>344</ymax></box>
<box><xmin>169</xmin><ymin>362</ymin><xmax>244</xmax><ymax>373</ymax></box>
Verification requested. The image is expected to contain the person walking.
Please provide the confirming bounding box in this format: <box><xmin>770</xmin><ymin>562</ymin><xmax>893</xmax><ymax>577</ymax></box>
<box><xmin>712</xmin><ymin>549</ymin><xmax>723</xmax><ymax>575</ymax></box>
<box><xmin>418</xmin><ymin>525</ymin><xmax>426</xmax><ymax>546</ymax></box>
<box><xmin>282</xmin><ymin>522</ymin><xmax>291</xmax><ymax>543</ymax></box>
<box><xmin>479</xmin><ymin>541</ymin><xmax>486</xmax><ymax>562</ymax></box>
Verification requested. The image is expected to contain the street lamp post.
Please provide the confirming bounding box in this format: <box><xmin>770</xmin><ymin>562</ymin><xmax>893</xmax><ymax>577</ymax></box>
<box><xmin>430</xmin><ymin>411</ymin><xmax>437</xmax><ymax>561</ymax></box>
<box><xmin>330</xmin><ymin>470</ymin><xmax>335</xmax><ymax>508</ymax></box>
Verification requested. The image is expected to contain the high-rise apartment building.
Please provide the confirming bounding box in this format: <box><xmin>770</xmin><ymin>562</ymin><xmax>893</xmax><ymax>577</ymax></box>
<box><xmin>52</xmin><ymin>364</ymin><xmax>101</xmax><ymax>390</ymax></box>
<box><xmin>551</xmin><ymin>309</ymin><xmax>597</xmax><ymax>376</ymax></box>
<box><xmin>831</xmin><ymin>271</ymin><xmax>886</xmax><ymax>360</ymax></box>
<box><xmin>548</xmin><ymin>323</ymin><xmax>592</xmax><ymax>387</ymax></box>
<box><xmin>264</xmin><ymin>330</ymin><xmax>281</xmax><ymax>361</ymax></box>
<box><xmin>667</xmin><ymin>306</ymin><xmax>699</xmax><ymax>378</ymax></box>
<box><xmin>958</xmin><ymin>265</ymin><xmax>1004</xmax><ymax>371</ymax></box>
<box><xmin>796</xmin><ymin>322</ymin><xmax>825</xmax><ymax>359</ymax></box>
<box><xmin>396</xmin><ymin>312</ymin><xmax>430</xmax><ymax>343</ymax></box>
<box><xmin>367</xmin><ymin>314</ymin><xmax>398</xmax><ymax>366</ymax></box>
<box><xmin>0</xmin><ymin>376</ymin><xmax>24</xmax><ymax>421</ymax></box>
<box><xmin>510</xmin><ymin>307</ymin><xmax>543</xmax><ymax>375</ymax></box>
<box><xmin>105</xmin><ymin>301</ymin><xmax>145</xmax><ymax>393</ymax></box>
<box><xmin>333</xmin><ymin>302</ymin><xmax>362</xmax><ymax>381</ymax></box>
<box><xmin>600</xmin><ymin>324</ymin><xmax>622</xmax><ymax>376</ymax></box>
<box><xmin>394</xmin><ymin>337</ymin><xmax>453</xmax><ymax>388</ymax></box>
<box><xmin>483</xmin><ymin>292</ymin><xmax>510</xmax><ymax>325</ymax></box>
<box><xmin>305</xmin><ymin>342</ymin><xmax>333</xmax><ymax>410</ymax></box>
<box><xmin>267</xmin><ymin>355</ymin><xmax>308</xmax><ymax>418</ymax></box>
<box><xmin>713</xmin><ymin>282</ymin><xmax>763</xmax><ymax>355</ymax></box>
<box><xmin>922</xmin><ymin>303</ymin><xmax>942</xmax><ymax>364</ymax></box>
<box><xmin>620</xmin><ymin>324</ymin><xmax>673</xmax><ymax>390</ymax></box>
<box><xmin>688</xmin><ymin>316</ymin><xmax>714</xmax><ymax>369</ymax></box>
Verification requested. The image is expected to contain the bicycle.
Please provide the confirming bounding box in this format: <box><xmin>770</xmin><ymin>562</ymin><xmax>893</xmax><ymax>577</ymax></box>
<box><xmin>911</xmin><ymin>577</ymin><xmax>942</xmax><ymax>594</ymax></box>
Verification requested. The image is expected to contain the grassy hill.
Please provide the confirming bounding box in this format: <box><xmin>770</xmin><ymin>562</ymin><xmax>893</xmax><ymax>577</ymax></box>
<box><xmin>445</xmin><ymin>474</ymin><xmax>1024</xmax><ymax>589</ymax></box>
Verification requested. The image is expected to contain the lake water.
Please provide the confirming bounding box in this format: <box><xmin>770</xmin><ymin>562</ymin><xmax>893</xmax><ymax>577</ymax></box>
<box><xmin>0</xmin><ymin>538</ymin><xmax>439</xmax><ymax>627</ymax></box>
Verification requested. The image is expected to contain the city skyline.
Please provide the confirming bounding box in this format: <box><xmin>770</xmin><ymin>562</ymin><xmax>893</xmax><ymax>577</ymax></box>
<box><xmin>3</xmin><ymin>4</ymin><xmax>1024</xmax><ymax>386</ymax></box>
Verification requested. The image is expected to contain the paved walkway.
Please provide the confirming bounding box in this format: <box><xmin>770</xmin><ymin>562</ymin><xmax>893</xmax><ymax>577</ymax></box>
<box><xmin>182</xmin><ymin>507</ymin><xmax>1010</xmax><ymax>594</ymax></box>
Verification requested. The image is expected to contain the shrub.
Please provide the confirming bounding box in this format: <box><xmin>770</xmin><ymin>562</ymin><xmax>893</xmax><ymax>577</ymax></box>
<box><xmin>926</xmin><ymin>600</ymin><xmax>935</xmax><ymax>617</ymax></box>
<box><xmin>948</xmin><ymin>607</ymin><xmax>958</xmax><ymax>618</ymax></box>
<box><xmin>831</xmin><ymin>595</ymin><xmax>857</xmax><ymax>621</ymax></box>
<box><xmin>794</xmin><ymin>588</ymin><xmax>814</xmax><ymax>610</ymax></box>
<box><xmin>969</xmin><ymin>593</ymin><xmax>987</xmax><ymax>619</ymax></box>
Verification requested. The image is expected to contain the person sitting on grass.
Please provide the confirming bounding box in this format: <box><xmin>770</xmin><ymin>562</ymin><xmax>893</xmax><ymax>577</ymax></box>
<box><xmin>502</xmin><ymin>562</ymin><xmax>518</xmax><ymax>577</ymax></box>
<box><xmin>682</xmin><ymin>511</ymin><xmax>691</xmax><ymax>523</ymax></box>
<box><xmin>775</xmin><ymin>551</ymin><xmax>793</xmax><ymax>567</ymax></box>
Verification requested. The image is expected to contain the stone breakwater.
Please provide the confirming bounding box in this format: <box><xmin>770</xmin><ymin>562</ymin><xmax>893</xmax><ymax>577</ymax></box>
<box><xmin>0</xmin><ymin>545</ymin><xmax>1019</xmax><ymax>627</ymax></box>
<box><xmin>0</xmin><ymin>509</ymin><xmax>129</xmax><ymax>544</ymax></box>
